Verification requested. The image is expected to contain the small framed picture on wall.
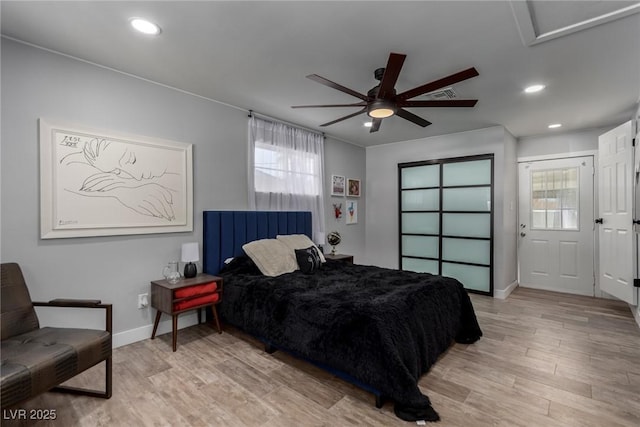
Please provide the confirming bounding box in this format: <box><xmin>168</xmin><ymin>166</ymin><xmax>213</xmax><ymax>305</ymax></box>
<box><xmin>331</xmin><ymin>175</ymin><xmax>345</xmax><ymax>196</ymax></box>
<box><xmin>346</xmin><ymin>200</ymin><xmax>358</xmax><ymax>224</ymax></box>
<box><xmin>347</xmin><ymin>178</ymin><xmax>361</xmax><ymax>197</ymax></box>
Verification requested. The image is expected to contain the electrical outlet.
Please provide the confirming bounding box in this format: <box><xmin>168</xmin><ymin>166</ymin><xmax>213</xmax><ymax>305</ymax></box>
<box><xmin>137</xmin><ymin>293</ymin><xmax>149</xmax><ymax>309</ymax></box>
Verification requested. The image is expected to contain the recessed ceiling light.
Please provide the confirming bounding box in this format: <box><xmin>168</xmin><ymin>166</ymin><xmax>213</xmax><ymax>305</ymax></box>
<box><xmin>524</xmin><ymin>84</ymin><xmax>545</xmax><ymax>94</ymax></box>
<box><xmin>364</xmin><ymin>122</ymin><xmax>373</xmax><ymax>128</ymax></box>
<box><xmin>548</xmin><ymin>123</ymin><xmax>562</xmax><ymax>129</ymax></box>
<box><xmin>130</xmin><ymin>18</ymin><xmax>161</xmax><ymax>35</ymax></box>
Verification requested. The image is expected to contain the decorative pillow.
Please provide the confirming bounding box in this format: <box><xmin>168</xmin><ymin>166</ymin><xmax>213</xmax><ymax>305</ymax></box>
<box><xmin>276</xmin><ymin>234</ymin><xmax>326</xmax><ymax>263</ymax></box>
<box><xmin>219</xmin><ymin>255</ymin><xmax>261</xmax><ymax>275</ymax></box>
<box><xmin>295</xmin><ymin>246</ymin><xmax>322</xmax><ymax>274</ymax></box>
<box><xmin>242</xmin><ymin>239</ymin><xmax>298</xmax><ymax>277</ymax></box>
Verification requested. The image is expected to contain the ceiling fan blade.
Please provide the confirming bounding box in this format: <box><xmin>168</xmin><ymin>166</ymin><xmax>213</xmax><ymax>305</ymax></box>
<box><xmin>369</xmin><ymin>118</ymin><xmax>382</xmax><ymax>133</ymax></box>
<box><xmin>396</xmin><ymin>108</ymin><xmax>432</xmax><ymax>127</ymax></box>
<box><xmin>377</xmin><ymin>53</ymin><xmax>406</xmax><ymax>99</ymax></box>
<box><xmin>307</xmin><ymin>74</ymin><xmax>370</xmax><ymax>101</ymax></box>
<box><xmin>399</xmin><ymin>99</ymin><xmax>478</xmax><ymax>108</ymax></box>
<box><xmin>292</xmin><ymin>102</ymin><xmax>367</xmax><ymax>109</ymax></box>
<box><xmin>396</xmin><ymin>67</ymin><xmax>479</xmax><ymax>101</ymax></box>
<box><xmin>320</xmin><ymin>108</ymin><xmax>367</xmax><ymax>127</ymax></box>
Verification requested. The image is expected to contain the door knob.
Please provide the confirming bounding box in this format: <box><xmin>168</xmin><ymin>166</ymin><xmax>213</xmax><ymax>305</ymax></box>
<box><xmin>595</xmin><ymin>218</ymin><xmax>603</xmax><ymax>224</ymax></box>
<box><xmin>520</xmin><ymin>232</ymin><xmax>526</xmax><ymax>237</ymax></box>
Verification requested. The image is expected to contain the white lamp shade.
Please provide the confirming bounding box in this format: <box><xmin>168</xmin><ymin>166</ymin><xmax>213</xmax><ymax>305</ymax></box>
<box><xmin>181</xmin><ymin>242</ymin><xmax>200</xmax><ymax>262</ymax></box>
<box><xmin>315</xmin><ymin>232</ymin><xmax>326</xmax><ymax>245</ymax></box>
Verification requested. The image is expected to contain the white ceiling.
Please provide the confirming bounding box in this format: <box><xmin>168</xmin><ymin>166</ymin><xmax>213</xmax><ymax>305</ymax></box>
<box><xmin>2</xmin><ymin>1</ymin><xmax>639</xmax><ymax>147</ymax></box>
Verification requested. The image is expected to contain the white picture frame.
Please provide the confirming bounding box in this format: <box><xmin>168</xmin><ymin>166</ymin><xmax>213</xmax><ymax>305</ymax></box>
<box><xmin>331</xmin><ymin>174</ymin><xmax>345</xmax><ymax>196</ymax></box>
<box><xmin>346</xmin><ymin>200</ymin><xmax>358</xmax><ymax>225</ymax></box>
<box><xmin>39</xmin><ymin>119</ymin><xmax>193</xmax><ymax>239</ymax></box>
<box><xmin>347</xmin><ymin>178</ymin><xmax>361</xmax><ymax>197</ymax></box>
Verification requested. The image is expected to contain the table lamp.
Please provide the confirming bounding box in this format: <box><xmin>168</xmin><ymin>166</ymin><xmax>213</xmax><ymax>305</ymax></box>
<box><xmin>181</xmin><ymin>242</ymin><xmax>199</xmax><ymax>278</ymax></box>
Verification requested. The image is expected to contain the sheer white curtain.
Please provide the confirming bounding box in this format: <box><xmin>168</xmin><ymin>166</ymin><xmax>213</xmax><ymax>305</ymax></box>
<box><xmin>248</xmin><ymin>116</ymin><xmax>326</xmax><ymax>244</ymax></box>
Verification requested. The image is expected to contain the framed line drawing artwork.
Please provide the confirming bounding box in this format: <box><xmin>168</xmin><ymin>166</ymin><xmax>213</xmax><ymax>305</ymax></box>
<box><xmin>331</xmin><ymin>175</ymin><xmax>345</xmax><ymax>196</ymax></box>
<box><xmin>347</xmin><ymin>178</ymin><xmax>361</xmax><ymax>197</ymax></box>
<box><xmin>39</xmin><ymin>119</ymin><xmax>193</xmax><ymax>239</ymax></box>
<box><xmin>346</xmin><ymin>200</ymin><xmax>358</xmax><ymax>224</ymax></box>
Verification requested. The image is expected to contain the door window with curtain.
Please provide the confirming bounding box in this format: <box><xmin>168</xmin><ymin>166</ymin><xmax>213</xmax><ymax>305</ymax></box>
<box><xmin>248</xmin><ymin>115</ymin><xmax>326</xmax><ymax>243</ymax></box>
<box><xmin>530</xmin><ymin>167</ymin><xmax>579</xmax><ymax>230</ymax></box>
<box><xmin>399</xmin><ymin>154</ymin><xmax>494</xmax><ymax>295</ymax></box>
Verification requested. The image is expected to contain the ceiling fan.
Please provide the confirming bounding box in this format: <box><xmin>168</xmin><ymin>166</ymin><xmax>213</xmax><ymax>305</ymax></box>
<box><xmin>292</xmin><ymin>53</ymin><xmax>479</xmax><ymax>133</ymax></box>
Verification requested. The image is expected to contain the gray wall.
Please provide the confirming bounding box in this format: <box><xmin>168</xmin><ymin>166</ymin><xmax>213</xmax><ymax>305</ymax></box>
<box><xmin>517</xmin><ymin>126</ymin><xmax>610</xmax><ymax>158</ymax></box>
<box><xmin>323</xmin><ymin>138</ymin><xmax>366</xmax><ymax>262</ymax></box>
<box><xmin>0</xmin><ymin>39</ymin><xmax>366</xmax><ymax>345</ymax></box>
<box><xmin>365</xmin><ymin>126</ymin><xmax>518</xmax><ymax>295</ymax></box>
<box><xmin>501</xmin><ymin>130</ymin><xmax>518</xmax><ymax>293</ymax></box>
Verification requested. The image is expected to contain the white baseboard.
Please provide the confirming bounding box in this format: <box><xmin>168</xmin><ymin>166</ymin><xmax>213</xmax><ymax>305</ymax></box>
<box><xmin>518</xmin><ymin>282</ymin><xmax>594</xmax><ymax>297</ymax></box>
<box><xmin>631</xmin><ymin>304</ymin><xmax>640</xmax><ymax>329</ymax></box>
<box><xmin>112</xmin><ymin>312</ymin><xmax>198</xmax><ymax>349</ymax></box>
<box><xmin>494</xmin><ymin>281</ymin><xmax>518</xmax><ymax>299</ymax></box>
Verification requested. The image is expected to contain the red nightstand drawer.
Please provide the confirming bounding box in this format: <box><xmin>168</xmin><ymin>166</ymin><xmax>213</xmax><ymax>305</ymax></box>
<box><xmin>174</xmin><ymin>282</ymin><xmax>218</xmax><ymax>298</ymax></box>
<box><xmin>173</xmin><ymin>292</ymin><xmax>219</xmax><ymax>311</ymax></box>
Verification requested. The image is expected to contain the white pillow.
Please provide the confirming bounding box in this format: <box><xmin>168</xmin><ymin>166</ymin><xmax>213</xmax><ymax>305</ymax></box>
<box><xmin>242</xmin><ymin>239</ymin><xmax>298</xmax><ymax>277</ymax></box>
<box><xmin>276</xmin><ymin>234</ymin><xmax>326</xmax><ymax>263</ymax></box>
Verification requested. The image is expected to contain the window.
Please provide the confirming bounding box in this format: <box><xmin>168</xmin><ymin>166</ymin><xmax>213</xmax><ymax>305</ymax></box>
<box><xmin>254</xmin><ymin>142</ymin><xmax>321</xmax><ymax>196</ymax></box>
<box><xmin>531</xmin><ymin>168</ymin><xmax>578</xmax><ymax>230</ymax></box>
<box><xmin>248</xmin><ymin>116</ymin><xmax>325</xmax><ymax>242</ymax></box>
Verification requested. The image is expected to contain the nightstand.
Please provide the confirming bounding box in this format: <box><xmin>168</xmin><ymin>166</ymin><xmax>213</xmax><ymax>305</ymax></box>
<box><xmin>324</xmin><ymin>253</ymin><xmax>354</xmax><ymax>264</ymax></box>
<box><xmin>150</xmin><ymin>273</ymin><xmax>222</xmax><ymax>351</ymax></box>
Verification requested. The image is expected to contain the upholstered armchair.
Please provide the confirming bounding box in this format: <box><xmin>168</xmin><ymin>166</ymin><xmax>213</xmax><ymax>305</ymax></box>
<box><xmin>1</xmin><ymin>263</ymin><xmax>112</xmax><ymax>407</ymax></box>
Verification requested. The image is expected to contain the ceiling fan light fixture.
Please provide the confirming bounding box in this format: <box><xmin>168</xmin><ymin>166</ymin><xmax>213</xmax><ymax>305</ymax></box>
<box><xmin>367</xmin><ymin>100</ymin><xmax>396</xmax><ymax>119</ymax></box>
<box><xmin>295</xmin><ymin>53</ymin><xmax>479</xmax><ymax>131</ymax></box>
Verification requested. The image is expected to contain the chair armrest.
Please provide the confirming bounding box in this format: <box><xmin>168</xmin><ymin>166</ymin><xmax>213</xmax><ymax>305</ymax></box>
<box><xmin>33</xmin><ymin>299</ymin><xmax>104</xmax><ymax>308</ymax></box>
<box><xmin>32</xmin><ymin>300</ymin><xmax>112</xmax><ymax>333</ymax></box>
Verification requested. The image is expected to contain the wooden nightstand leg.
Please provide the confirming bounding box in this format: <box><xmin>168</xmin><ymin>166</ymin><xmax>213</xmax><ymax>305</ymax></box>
<box><xmin>172</xmin><ymin>314</ymin><xmax>178</xmax><ymax>352</ymax></box>
<box><xmin>151</xmin><ymin>310</ymin><xmax>162</xmax><ymax>339</ymax></box>
<box><xmin>197</xmin><ymin>307</ymin><xmax>202</xmax><ymax>324</ymax></box>
<box><xmin>211</xmin><ymin>305</ymin><xmax>222</xmax><ymax>334</ymax></box>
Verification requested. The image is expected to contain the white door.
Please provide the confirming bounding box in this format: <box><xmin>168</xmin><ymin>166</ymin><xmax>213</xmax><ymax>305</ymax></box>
<box><xmin>518</xmin><ymin>156</ymin><xmax>594</xmax><ymax>296</ymax></box>
<box><xmin>598</xmin><ymin>121</ymin><xmax>637</xmax><ymax>305</ymax></box>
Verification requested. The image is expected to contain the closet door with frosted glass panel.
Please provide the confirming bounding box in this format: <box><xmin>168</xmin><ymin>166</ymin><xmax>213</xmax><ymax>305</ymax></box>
<box><xmin>399</xmin><ymin>155</ymin><xmax>493</xmax><ymax>295</ymax></box>
<box><xmin>400</xmin><ymin>163</ymin><xmax>441</xmax><ymax>274</ymax></box>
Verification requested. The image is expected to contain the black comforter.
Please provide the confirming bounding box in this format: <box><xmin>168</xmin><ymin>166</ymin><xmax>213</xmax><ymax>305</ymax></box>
<box><xmin>219</xmin><ymin>259</ymin><xmax>482</xmax><ymax>421</ymax></box>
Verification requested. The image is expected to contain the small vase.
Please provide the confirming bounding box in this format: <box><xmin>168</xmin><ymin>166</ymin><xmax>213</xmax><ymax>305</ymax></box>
<box><xmin>184</xmin><ymin>262</ymin><xmax>197</xmax><ymax>278</ymax></box>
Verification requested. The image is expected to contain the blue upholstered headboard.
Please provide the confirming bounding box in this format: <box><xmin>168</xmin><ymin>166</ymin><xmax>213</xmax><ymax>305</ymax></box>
<box><xmin>203</xmin><ymin>211</ymin><xmax>312</xmax><ymax>275</ymax></box>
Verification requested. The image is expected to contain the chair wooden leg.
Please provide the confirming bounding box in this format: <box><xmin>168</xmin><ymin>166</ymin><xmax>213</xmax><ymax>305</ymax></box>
<box><xmin>105</xmin><ymin>356</ymin><xmax>112</xmax><ymax>398</ymax></box>
<box><xmin>51</xmin><ymin>357</ymin><xmax>112</xmax><ymax>399</ymax></box>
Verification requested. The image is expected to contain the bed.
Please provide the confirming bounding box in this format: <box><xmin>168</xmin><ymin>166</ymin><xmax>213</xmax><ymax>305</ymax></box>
<box><xmin>203</xmin><ymin>210</ymin><xmax>482</xmax><ymax>421</ymax></box>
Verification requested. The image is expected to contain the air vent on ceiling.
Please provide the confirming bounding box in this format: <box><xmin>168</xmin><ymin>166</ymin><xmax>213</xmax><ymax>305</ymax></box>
<box><xmin>419</xmin><ymin>87</ymin><xmax>457</xmax><ymax>100</ymax></box>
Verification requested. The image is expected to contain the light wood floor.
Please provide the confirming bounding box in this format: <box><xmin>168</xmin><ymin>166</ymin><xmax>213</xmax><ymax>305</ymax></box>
<box><xmin>4</xmin><ymin>287</ymin><xmax>640</xmax><ymax>426</ymax></box>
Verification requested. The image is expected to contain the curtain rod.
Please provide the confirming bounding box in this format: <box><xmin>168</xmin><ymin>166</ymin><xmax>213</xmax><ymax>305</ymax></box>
<box><xmin>248</xmin><ymin>109</ymin><xmax>325</xmax><ymax>138</ymax></box>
